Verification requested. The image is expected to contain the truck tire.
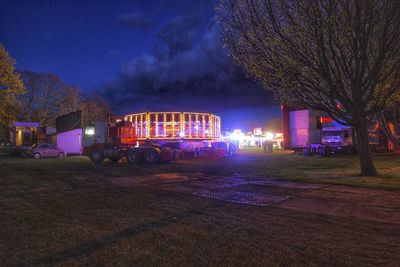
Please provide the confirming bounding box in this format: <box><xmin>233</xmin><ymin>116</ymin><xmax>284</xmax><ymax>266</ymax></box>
<box><xmin>127</xmin><ymin>149</ymin><xmax>142</xmax><ymax>163</ymax></box>
<box><xmin>303</xmin><ymin>147</ymin><xmax>312</xmax><ymax>156</ymax></box>
<box><xmin>174</xmin><ymin>150</ymin><xmax>180</xmax><ymax>161</ymax></box>
<box><xmin>145</xmin><ymin>149</ymin><xmax>161</xmax><ymax>163</ymax></box>
<box><xmin>90</xmin><ymin>150</ymin><xmax>104</xmax><ymax>164</ymax></box>
<box><xmin>320</xmin><ymin>147</ymin><xmax>331</xmax><ymax>157</ymax></box>
<box><xmin>320</xmin><ymin>147</ymin><xmax>326</xmax><ymax>157</ymax></box>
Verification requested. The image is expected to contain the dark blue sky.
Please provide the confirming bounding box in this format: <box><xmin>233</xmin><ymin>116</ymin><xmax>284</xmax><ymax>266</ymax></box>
<box><xmin>1</xmin><ymin>0</ymin><xmax>280</xmax><ymax>131</ymax></box>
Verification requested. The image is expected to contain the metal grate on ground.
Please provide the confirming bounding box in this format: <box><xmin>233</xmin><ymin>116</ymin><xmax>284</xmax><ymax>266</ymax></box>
<box><xmin>383</xmin><ymin>196</ymin><xmax>400</xmax><ymax>209</ymax></box>
<box><xmin>191</xmin><ymin>178</ymin><xmax>249</xmax><ymax>190</ymax></box>
<box><xmin>193</xmin><ymin>189</ymin><xmax>290</xmax><ymax>206</ymax></box>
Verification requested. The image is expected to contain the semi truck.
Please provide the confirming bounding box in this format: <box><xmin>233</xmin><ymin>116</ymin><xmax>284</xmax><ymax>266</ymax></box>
<box><xmin>283</xmin><ymin>108</ymin><xmax>382</xmax><ymax>156</ymax></box>
<box><xmin>83</xmin><ymin>111</ymin><xmax>239</xmax><ymax>164</ymax></box>
<box><xmin>82</xmin><ymin>121</ymin><xmax>179</xmax><ymax>164</ymax></box>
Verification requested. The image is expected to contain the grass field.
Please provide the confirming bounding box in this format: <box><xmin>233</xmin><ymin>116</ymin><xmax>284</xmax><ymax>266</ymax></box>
<box><xmin>3</xmin><ymin>147</ymin><xmax>398</xmax><ymax>190</ymax></box>
<box><xmin>1</xmin><ymin>149</ymin><xmax>399</xmax><ymax>266</ymax></box>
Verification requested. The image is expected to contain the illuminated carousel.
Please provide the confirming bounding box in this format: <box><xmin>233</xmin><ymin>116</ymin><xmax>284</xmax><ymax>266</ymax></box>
<box><xmin>124</xmin><ymin>112</ymin><xmax>221</xmax><ymax>140</ymax></box>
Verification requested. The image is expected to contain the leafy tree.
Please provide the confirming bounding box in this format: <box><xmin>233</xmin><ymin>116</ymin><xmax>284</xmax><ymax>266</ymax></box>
<box><xmin>0</xmin><ymin>43</ymin><xmax>25</xmax><ymax>142</ymax></box>
<box><xmin>218</xmin><ymin>0</ymin><xmax>400</xmax><ymax>175</ymax></box>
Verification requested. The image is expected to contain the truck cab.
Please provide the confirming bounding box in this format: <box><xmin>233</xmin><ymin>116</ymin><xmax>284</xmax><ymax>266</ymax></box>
<box><xmin>321</xmin><ymin>126</ymin><xmax>353</xmax><ymax>152</ymax></box>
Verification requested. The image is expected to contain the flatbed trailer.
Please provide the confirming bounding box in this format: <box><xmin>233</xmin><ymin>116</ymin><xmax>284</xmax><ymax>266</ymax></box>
<box><xmin>82</xmin><ymin>119</ymin><xmax>235</xmax><ymax>164</ymax></box>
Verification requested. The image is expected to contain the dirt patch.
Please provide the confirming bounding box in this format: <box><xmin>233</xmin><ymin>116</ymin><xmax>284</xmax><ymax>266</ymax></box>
<box><xmin>111</xmin><ymin>177</ymin><xmax>145</xmax><ymax>187</ymax></box>
<box><xmin>111</xmin><ymin>172</ymin><xmax>200</xmax><ymax>187</ymax></box>
<box><xmin>153</xmin><ymin>172</ymin><xmax>190</xmax><ymax>180</ymax></box>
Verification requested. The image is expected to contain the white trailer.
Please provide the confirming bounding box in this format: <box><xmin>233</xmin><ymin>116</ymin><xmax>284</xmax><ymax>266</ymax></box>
<box><xmin>289</xmin><ymin>109</ymin><xmax>321</xmax><ymax>150</ymax></box>
<box><xmin>53</xmin><ymin>128</ymin><xmax>83</xmax><ymax>155</ymax></box>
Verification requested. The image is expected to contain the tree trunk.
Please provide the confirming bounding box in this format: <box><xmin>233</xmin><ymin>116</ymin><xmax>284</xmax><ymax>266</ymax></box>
<box><xmin>354</xmin><ymin>121</ymin><xmax>378</xmax><ymax>176</ymax></box>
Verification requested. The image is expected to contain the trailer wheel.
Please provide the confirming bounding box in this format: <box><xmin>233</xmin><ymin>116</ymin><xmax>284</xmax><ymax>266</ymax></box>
<box><xmin>127</xmin><ymin>149</ymin><xmax>142</xmax><ymax>163</ymax></box>
<box><xmin>145</xmin><ymin>149</ymin><xmax>161</xmax><ymax>163</ymax></box>
<box><xmin>90</xmin><ymin>150</ymin><xmax>104</xmax><ymax>164</ymax></box>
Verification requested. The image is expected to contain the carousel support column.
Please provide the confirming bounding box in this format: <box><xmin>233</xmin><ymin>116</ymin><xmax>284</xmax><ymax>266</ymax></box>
<box><xmin>172</xmin><ymin>113</ymin><xmax>175</xmax><ymax>138</ymax></box>
<box><xmin>209</xmin><ymin>115</ymin><xmax>213</xmax><ymax>138</ymax></box>
<box><xmin>135</xmin><ymin>115</ymin><xmax>138</xmax><ymax>137</ymax></box>
<box><xmin>180</xmin><ymin>112</ymin><xmax>185</xmax><ymax>137</ymax></box>
<box><xmin>202</xmin><ymin>114</ymin><xmax>206</xmax><ymax>137</ymax></box>
<box><xmin>140</xmin><ymin>114</ymin><xmax>144</xmax><ymax>138</ymax></box>
<box><xmin>146</xmin><ymin>113</ymin><xmax>150</xmax><ymax>138</ymax></box>
<box><xmin>195</xmin><ymin>114</ymin><xmax>199</xmax><ymax>138</ymax></box>
<box><xmin>163</xmin><ymin>113</ymin><xmax>167</xmax><ymax>138</ymax></box>
<box><xmin>189</xmin><ymin>113</ymin><xmax>192</xmax><ymax>138</ymax></box>
<box><xmin>155</xmin><ymin>113</ymin><xmax>158</xmax><ymax>137</ymax></box>
<box><xmin>217</xmin><ymin>117</ymin><xmax>221</xmax><ymax>138</ymax></box>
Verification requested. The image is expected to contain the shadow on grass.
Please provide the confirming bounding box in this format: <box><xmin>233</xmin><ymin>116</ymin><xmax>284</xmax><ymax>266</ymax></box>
<box><xmin>22</xmin><ymin>203</ymin><xmax>222</xmax><ymax>266</ymax></box>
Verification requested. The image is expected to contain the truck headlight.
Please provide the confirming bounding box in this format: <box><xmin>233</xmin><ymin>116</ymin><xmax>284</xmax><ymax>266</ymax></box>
<box><xmin>85</xmin><ymin>127</ymin><xmax>95</xmax><ymax>135</ymax></box>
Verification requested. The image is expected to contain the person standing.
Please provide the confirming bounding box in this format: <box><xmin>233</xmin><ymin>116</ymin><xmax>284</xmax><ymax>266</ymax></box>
<box><xmin>262</xmin><ymin>140</ymin><xmax>267</xmax><ymax>154</ymax></box>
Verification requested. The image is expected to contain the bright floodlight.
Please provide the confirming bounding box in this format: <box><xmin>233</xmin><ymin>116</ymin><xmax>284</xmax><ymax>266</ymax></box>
<box><xmin>265</xmin><ymin>132</ymin><xmax>274</xmax><ymax>140</ymax></box>
<box><xmin>85</xmin><ymin>126</ymin><xmax>95</xmax><ymax>135</ymax></box>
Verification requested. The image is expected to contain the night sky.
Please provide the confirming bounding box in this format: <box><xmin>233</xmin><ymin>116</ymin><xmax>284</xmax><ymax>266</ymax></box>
<box><xmin>0</xmin><ymin>0</ymin><xmax>280</xmax><ymax>131</ymax></box>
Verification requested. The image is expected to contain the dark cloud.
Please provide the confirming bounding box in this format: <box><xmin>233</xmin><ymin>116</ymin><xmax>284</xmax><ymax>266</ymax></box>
<box><xmin>102</xmin><ymin>17</ymin><xmax>275</xmax><ymax>116</ymax></box>
<box><xmin>156</xmin><ymin>16</ymin><xmax>200</xmax><ymax>58</ymax></box>
<box><xmin>118</xmin><ymin>13</ymin><xmax>154</xmax><ymax>28</ymax></box>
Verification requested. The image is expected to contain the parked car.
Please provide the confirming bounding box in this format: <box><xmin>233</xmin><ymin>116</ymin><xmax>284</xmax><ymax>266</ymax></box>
<box><xmin>9</xmin><ymin>145</ymin><xmax>31</xmax><ymax>158</ymax></box>
<box><xmin>29</xmin><ymin>143</ymin><xmax>66</xmax><ymax>159</ymax></box>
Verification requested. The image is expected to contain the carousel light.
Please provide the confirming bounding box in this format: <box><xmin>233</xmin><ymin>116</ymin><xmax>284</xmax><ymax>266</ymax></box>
<box><xmin>123</xmin><ymin>111</ymin><xmax>221</xmax><ymax>140</ymax></box>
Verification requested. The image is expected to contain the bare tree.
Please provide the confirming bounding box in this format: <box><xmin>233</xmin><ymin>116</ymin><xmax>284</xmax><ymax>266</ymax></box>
<box><xmin>218</xmin><ymin>0</ymin><xmax>400</xmax><ymax>175</ymax></box>
<box><xmin>59</xmin><ymin>86</ymin><xmax>83</xmax><ymax>115</ymax></box>
<box><xmin>20</xmin><ymin>71</ymin><xmax>113</xmax><ymax>128</ymax></box>
<box><xmin>82</xmin><ymin>93</ymin><xmax>112</xmax><ymax>127</ymax></box>
<box><xmin>19</xmin><ymin>71</ymin><xmax>66</xmax><ymax>126</ymax></box>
